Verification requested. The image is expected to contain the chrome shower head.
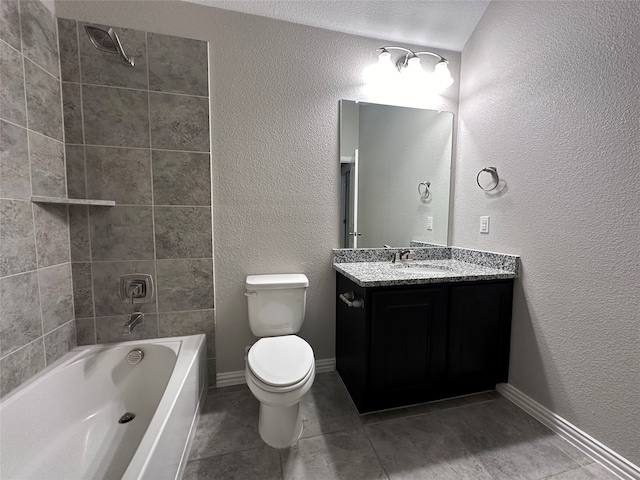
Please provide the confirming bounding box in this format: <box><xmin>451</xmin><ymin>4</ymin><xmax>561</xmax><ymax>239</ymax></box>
<box><xmin>84</xmin><ymin>25</ymin><xmax>134</xmax><ymax>67</ymax></box>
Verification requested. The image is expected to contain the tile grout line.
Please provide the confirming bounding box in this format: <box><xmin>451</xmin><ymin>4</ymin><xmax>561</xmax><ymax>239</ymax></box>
<box><xmin>74</xmin><ymin>18</ymin><xmax>99</xmax><ymax>346</ymax></box>
<box><xmin>145</xmin><ymin>30</ymin><xmax>161</xmax><ymax>338</ymax></box>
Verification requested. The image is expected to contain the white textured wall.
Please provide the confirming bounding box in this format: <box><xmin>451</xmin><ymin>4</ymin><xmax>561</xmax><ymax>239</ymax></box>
<box><xmin>456</xmin><ymin>1</ymin><xmax>640</xmax><ymax>465</ymax></box>
<box><xmin>54</xmin><ymin>1</ymin><xmax>460</xmax><ymax>374</ymax></box>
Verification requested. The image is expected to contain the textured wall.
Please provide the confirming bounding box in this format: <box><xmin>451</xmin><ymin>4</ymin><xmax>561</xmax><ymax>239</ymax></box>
<box><xmin>54</xmin><ymin>0</ymin><xmax>460</xmax><ymax>375</ymax></box>
<box><xmin>56</xmin><ymin>18</ymin><xmax>216</xmax><ymax>384</ymax></box>
<box><xmin>456</xmin><ymin>1</ymin><xmax>640</xmax><ymax>465</ymax></box>
<box><xmin>0</xmin><ymin>0</ymin><xmax>75</xmax><ymax>397</ymax></box>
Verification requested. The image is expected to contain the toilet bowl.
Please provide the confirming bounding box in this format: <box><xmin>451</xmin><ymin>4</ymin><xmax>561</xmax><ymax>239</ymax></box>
<box><xmin>245</xmin><ymin>335</ymin><xmax>315</xmax><ymax>448</ymax></box>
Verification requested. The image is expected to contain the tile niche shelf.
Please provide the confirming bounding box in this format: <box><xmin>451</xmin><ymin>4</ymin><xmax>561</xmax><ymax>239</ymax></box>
<box><xmin>30</xmin><ymin>196</ymin><xmax>116</xmax><ymax>207</ymax></box>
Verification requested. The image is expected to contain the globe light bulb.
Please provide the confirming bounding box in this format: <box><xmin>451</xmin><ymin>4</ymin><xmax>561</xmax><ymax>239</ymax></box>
<box><xmin>432</xmin><ymin>61</ymin><xmax>454</xmax><ymax>91</ymax></box>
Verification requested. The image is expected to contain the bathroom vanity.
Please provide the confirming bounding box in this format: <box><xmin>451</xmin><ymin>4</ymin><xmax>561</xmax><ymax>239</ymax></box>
<box><xmin>333</xmin><ymin>248</ymin><xmax>518</xmax><ymax>414</ymax></box>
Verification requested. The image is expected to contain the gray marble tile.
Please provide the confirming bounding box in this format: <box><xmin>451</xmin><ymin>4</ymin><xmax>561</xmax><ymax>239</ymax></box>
<box><xmin>62</xmin><ymin>81</ymin><xmax>83</xmax><ymax>144</ymax></box>
<box><xmin>68</xmin><ymin>205</ymin><xmax>90</xmax><ymax>261</ymax></box>
<box><xmin>183</xmin><ymin>446</ymin><xmax>281</xmax><ymax>480</ymax></box>
<box><xmin>75</xmin><ymin>317</ymin><xmax>96</xmax><ymax>346</ymax></box>
<box><xmin>152</xmin><ymin>150</ymin><xmax>211</xmax><ymax>205</ymax></box>
<box><xmin>44</xmin><ymin>320</ymin><xmax>76</xmax><ymax>365</ymax></box>
<box><xmin>281</xmin><ymin>429</ymin><xmax>387</xmax><ymax>480</ymax></box>
<box><xmin>0</xmin><ymin>40</ymin><xmax>26</xmax><ymax>126</ymax></box>
<box><xmin>0</xmin><ymin>199</ymin><xmax>36</xmax><ymax>277</ymax></box>
<box><xmin>188</xmin><ymin>389</ymin><xmax>262</xmax><ymax>460</ymax></box>
<box><xmin>65</xmin><ymin>145</ymin><xmax>86</xmax><ymax>198</ymax></box>
<box><xmin>57</xmin><ymin>18</ymin><xmax>80</xmax><ymax>83</ymax></box>
<box><xmin>544</xmin><ymin>463</ymin><xmax>621</xmax><ymax>480</ymax></box>
<box><xmin>33</xmin><ymin>203</ymin><xmax>70</xmax><ymax>268</ymax></box>
<box><xmin>24</xmin><ymin>59</ymin><xmax>63</xmax><ymax>141</ymax></box>
<box><xmin>438</xmin><ymin>398</ymin><xmax>579</xmax><ymax>480</ymax></box>
<box><xmin>39</xmin><ymin>263</ymin><xmax>74</xmax><ymax>334</ymax></box>
<box><xmin>82</xmin><ymin>85</ymin><xmax>149</xmax><ymax>148</ymax></box>
<box><xmin>84</xmin><ymin>146</ymin><xmax>152</xmax><ymax>204</ymax></box>
<box><xmin>0</xmin><ymin>271</ymin><xmax>42</xmax><ymax>357</ymax></box>
<box><xmin>28</xmin><ymin>130</ymin><xmax>65</xmax><ymax>197</ymax></box>
<box><xmin>158</xmin><ymin>310</ymin><xmax>215</xmax><ymax>357</ymax></box>
<box><xmin>299</xmin><ymin>371</ymin><xmax>361</xmax><ymax>439</ymax></box>
<box><xmin>154</xmin><ymin>206</ymin><xmax>212</xmax><ymax>259</ymax></box>
<box><xmin>79</xmin><ymin>22</ymin><xmax>147</xmax><ymax>89</ymax></box>
<box><xmin>91</xmin><ymin>260</ymin><xmax>156</xmax><ymax>316</ymax></box>
<box><xmin>545</xmin><ymin>436</ymin><xmax>595</xmax><ymax>468</ymax></box>
<box><xmin>156</xmin><ymin>259</ymin><xmax>214</xmax><ymax>312</ymax></box>
<box><xmin>72</xmin><ymin>262</ymin><xmax>94</xmax><ymax>318</ymax></box>
<box><xmin>89</xmin><ymin>205</ymin><xmax>154</xmax><ymax>261</ymax></box>
<box><xmin>19</xmin><ymin>0</ymin><xmax>59</xmax><ymax>77</ymax></box>
<box><xmin>147</xmin><ymin>33</ymin><xmax>208</xmax><ymax>96</ymax></box>
<box><xmin>95</xmin><ymin>313</ymin><xmax>158</xmax><ymax>344</ymax></box>
<box><xmin>0</xmin><ymin>339</ymin><xmax>45</xmax><ymax>398</ymax></box>
<box><xmin>150</xmin><ymin>92</ymin><xmax>210</xmax><ymax>152</ymax></box>
<box><xmin>0</xmin><ymin>120</ymin><xmax>30</xmax><ymax>199</ymax></box>
<box><xmin>0</xmin><ymin>0</ymin><xmax>21</xmax><ymax>50</ymax></box>
<box><xmin>366</xmin><ymin>414</ymin><xmax>493</xmax><ymax>480</ymax></box>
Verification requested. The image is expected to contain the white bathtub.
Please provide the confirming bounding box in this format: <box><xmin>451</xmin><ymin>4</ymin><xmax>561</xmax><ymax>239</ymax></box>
<box><xmin>0</xmin><ymin>334</ymin><xmax>207</xmax><ymax>480</ymax></box>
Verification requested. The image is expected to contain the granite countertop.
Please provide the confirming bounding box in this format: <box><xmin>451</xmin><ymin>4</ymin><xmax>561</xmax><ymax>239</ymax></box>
<box><xmin>333</xmin><ymin>259</ymin><xmax>517</xmax><ymax>287</ymax></box>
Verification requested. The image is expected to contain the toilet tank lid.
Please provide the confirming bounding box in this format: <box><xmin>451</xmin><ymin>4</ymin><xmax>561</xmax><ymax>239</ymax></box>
<box><xmin>246</xmin><ymin>274</ymin><xmax>309</xmax><ymax>290</ymax></box>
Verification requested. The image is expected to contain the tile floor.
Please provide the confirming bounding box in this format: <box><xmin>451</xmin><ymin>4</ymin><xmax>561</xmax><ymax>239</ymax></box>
<box><xmin>184</xmin><ymin>372</ymin><xmax>620</xmax><ymax>480</ymax></box>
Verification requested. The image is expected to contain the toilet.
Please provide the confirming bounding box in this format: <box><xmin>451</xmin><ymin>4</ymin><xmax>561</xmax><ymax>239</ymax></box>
<box><xmin>244</xmin><ymin>273</ymin><xmax>315</xmax><ymax>448</ymax></box>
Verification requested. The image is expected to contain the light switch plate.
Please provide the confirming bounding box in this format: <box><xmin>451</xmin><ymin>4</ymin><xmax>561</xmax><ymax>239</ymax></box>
<box><xmin>426</xmin><ymin>216</ymin><xmax>433</xmax><ymax>230</ymax></box>
<box><xmin>480</xmin><ymin>216</ymin><xmax>490</xmax><ymax>234</ymax></box>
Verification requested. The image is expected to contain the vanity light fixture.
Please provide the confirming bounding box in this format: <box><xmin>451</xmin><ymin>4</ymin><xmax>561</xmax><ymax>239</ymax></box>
<box><xmin>372</xmin><ymin>46</ymin><xmax>454</xmax><ymax>92</ymax></box>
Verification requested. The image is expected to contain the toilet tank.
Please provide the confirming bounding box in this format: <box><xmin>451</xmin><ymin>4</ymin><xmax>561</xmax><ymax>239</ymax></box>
<box><xmin>246</xmin><ymin>274</ymin><xmax>309</xmax><ymax>337</ymax></box>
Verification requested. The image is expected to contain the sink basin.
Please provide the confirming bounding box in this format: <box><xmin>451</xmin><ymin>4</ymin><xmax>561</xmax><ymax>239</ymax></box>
<box><xmin>391</xmin><ymin>263</ymin><xmax>452</xmax><ymax>275</ymax></box>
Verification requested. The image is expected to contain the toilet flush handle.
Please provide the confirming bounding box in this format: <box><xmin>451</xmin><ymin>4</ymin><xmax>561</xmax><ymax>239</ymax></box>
<box><xmin>245</xmin><ymin>291</ymin><xmax>257</xmax><ymax>297</ymax></box>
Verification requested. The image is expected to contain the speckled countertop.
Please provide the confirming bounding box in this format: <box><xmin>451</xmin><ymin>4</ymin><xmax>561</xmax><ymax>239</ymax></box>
<box><xmin>332</xmin><ymin>247</ymin><xmax>519</xmax><ymax>287</ymax></box>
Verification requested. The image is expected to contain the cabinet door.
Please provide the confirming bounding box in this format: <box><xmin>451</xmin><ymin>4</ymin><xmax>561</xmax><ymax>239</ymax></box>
<box><xmin>335</xmin><ymin>274</ymin><xmax>368</xmax><ymax>410</ymax></box>
<box><xmin>448</xmin><ymin>281</ymin><xmax>513</xmax><ymax>388</ymax></box>
<box><xmin>369</xmin><ymin>287</ymin><xmax>448</xmax><ymax>404</ymax></box>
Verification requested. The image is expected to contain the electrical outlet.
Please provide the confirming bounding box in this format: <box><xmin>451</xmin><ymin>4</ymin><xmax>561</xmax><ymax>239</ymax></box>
<box><xmin>480</xmin><ymin>216</ymin><xmax>490</xmax><ymax>234</ymax></box>
<box><xmin>426</xmin><ymin>216</ymin><xmax>433</xmax><ymax>230</ymax></box>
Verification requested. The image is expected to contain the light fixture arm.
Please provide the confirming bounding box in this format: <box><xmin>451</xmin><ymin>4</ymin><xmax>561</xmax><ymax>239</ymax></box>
<box><xmin>378</xmin><ymin>46</ymin><xmax>448</xmax><ymax>71</ymax></box>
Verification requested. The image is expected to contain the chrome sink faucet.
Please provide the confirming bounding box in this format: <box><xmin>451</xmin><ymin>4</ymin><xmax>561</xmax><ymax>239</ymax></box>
<box><xmin>122</xmin><ymin>312</ymin><xmax>144</xmax><ymax>335</ymax></box>
<box><xmin>392</xmin><ymin>249</ymin><xmax>413</xmax><ymax>263</ymax></box>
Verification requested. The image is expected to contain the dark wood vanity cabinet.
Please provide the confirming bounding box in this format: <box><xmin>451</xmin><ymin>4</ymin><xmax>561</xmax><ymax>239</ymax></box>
<box><xmin>336</xmin><ymin>273</ymin><xmax>514</xmax><ymax>413</ymax></box>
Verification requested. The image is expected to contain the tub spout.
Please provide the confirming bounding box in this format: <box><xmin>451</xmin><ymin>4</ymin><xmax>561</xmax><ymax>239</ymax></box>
<box><xmin>123</xmin><ymin>312</ymin><xmax>144</xmax><ymax>335</ymax></box>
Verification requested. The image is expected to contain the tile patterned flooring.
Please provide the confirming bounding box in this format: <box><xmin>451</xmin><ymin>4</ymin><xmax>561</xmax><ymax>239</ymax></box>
<box><xmin>184</xmin><ymin>372</ymin><xmax>620</xmax><ymax>480</ymax></box>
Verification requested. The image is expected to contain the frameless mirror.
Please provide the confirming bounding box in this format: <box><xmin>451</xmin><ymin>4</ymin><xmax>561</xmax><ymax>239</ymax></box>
<box><xmin>339</xmin><ymin>100</ymin><xmax>453</xmax><ymax>248</ymax></box>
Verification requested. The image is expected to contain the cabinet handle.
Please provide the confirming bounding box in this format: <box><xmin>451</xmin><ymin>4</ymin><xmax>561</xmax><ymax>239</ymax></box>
<box><xmin>339</xmin><ymin>291</ymin><xmax>364</xmax><ymax>308</ymax></box>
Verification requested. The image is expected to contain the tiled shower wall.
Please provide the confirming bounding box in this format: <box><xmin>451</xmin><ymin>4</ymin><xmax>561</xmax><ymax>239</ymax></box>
<box><xmin>0</xmin><ymin>0</ymin><xmax>75</xmax><ymax>396</ymax></box>
<box><xmin>57</xmin><ymin>20</ymin><xmax>216</xmax><ymax>384</ymax></box>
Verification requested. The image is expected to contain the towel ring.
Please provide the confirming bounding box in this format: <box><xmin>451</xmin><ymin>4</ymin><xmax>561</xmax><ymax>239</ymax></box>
<box><xmin>418</xmin><ymin>181</ymin><xmax>431</xmax><ymax>200</ymax></box>
<box><xmin>476</xmin><ymin>167</ymin><xmax>499</xmax><ymax>191</ymax></box>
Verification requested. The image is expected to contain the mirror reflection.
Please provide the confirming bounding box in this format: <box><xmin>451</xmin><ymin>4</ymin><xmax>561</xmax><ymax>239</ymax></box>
<box><xmin>339</xmin><ymin>100</ymin><xmax>453</xmax><ymax>248</ymax></box>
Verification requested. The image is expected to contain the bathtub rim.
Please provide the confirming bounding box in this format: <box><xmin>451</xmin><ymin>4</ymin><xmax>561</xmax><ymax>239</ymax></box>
<box><xmin>0</xmin><ymin>335</ymin><xmax>189</xmax><ymax>404</ymax></box>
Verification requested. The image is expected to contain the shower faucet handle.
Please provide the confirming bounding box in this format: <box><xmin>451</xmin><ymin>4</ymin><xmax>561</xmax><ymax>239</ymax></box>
<box><xmin>119</xmin><ymin>274</ymin><xmax>154</xmax><ymax>304</ymax></box>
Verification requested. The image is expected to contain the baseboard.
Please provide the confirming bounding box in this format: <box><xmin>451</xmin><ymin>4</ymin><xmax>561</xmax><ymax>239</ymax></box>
<box><xmin>216</xmin><ymin>357</ymin><xmax>336</xmax><ymax>387</ymax></box>
<box><xmin>497</xmin><ymin>383</ymin><xmax>640</xmax><ymax>480</ymax></box>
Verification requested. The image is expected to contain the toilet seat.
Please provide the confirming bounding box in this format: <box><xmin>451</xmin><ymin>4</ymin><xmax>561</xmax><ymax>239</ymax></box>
<box><xmin>248</xmin><ymin>335</ymin><xmax>314</xmax><ymax>389</ymax></box>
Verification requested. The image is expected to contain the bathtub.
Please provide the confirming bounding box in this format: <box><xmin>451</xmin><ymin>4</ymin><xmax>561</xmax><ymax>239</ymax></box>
<box><xmin>0</xmin><ymin>334</ymin><xmax>207</xmax><ymax>480</ymax></box>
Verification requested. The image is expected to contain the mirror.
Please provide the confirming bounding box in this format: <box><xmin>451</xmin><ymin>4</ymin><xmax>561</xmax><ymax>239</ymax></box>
<box><xmin>339</xmin><ymin>100</ymin><xmax>453</xmax><ymax>248</ymax></box>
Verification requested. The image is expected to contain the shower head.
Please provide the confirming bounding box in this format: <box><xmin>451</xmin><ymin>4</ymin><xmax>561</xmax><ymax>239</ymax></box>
<box><xmin>84</xmin><ymin>25</ymin><xmax>134</xmax><ymax>67</ymax></box>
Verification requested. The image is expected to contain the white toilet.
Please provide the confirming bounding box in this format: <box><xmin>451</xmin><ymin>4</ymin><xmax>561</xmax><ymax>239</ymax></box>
<box><xmin>244</xmin><ymin>273</ymin><xmax>315</xmax><ymax>448</ymax></box>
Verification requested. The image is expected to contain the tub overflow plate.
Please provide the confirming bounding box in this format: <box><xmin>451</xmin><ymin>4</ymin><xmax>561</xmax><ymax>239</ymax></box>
<box><xmin>126</xmin><ymin>349</ymin><xmax>144</xmax><ymax>365</ymax></box>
